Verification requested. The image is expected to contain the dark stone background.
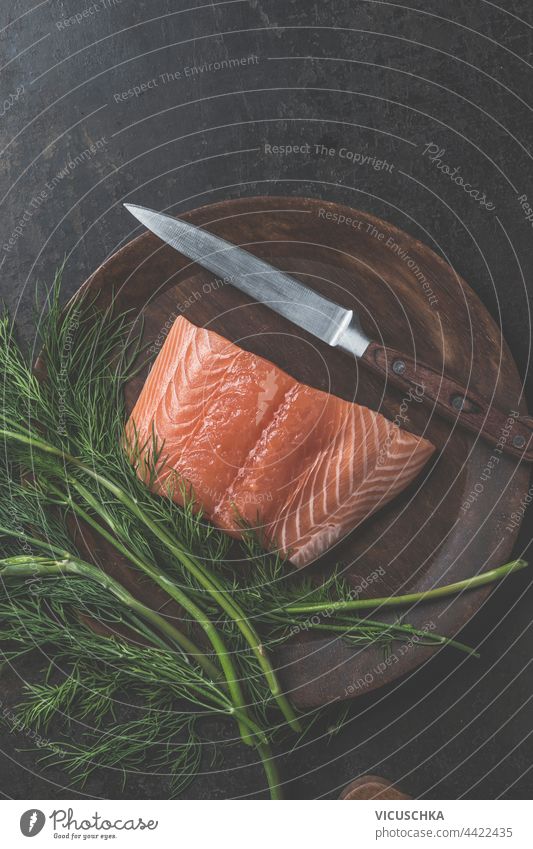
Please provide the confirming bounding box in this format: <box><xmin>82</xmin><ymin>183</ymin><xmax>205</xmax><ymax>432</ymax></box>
<box><xmin>0</xmin><ymin>0</ymin><xmax>532</xmax><ymax>799</ymax></box>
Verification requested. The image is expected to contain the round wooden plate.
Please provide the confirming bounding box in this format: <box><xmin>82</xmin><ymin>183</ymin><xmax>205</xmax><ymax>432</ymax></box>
<box><xmin>79</xmin><ymin>196</ymin><xmax>529</xmax><ymax>710</ymax></box>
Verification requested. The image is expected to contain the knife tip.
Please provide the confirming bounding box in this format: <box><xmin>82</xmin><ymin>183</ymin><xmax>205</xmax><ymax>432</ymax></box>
<box><xmin>124</xmin><ymin>203</ymin><xmax>154</xmax><ymax>226</ymax></box>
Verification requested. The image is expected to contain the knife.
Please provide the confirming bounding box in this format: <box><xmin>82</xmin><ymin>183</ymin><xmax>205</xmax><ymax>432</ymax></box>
<box><xmin>124</xmin><ymin>203</ymin><xmax>533</xmax><ymax>462</ymax></box>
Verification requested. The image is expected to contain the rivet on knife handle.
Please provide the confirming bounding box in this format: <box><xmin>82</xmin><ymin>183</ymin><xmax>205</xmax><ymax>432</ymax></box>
<box><xmin>361</xmin><ymin>341</ymin><xmax>533</xmax><ymax>462</ymax></box>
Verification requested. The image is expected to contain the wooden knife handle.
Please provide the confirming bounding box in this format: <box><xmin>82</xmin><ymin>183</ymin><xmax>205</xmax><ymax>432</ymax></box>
<box><xmin>362</xmin><ymin>341</ymin><xmax>533</xmax><ymax>462</ymax></box>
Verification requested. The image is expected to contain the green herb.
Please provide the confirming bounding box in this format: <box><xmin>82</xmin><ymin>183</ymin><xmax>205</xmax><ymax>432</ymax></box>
<box><xmin>0</xmin><ymin>271</ymin><xmax>527</xmax><ymax>798</ymax></box>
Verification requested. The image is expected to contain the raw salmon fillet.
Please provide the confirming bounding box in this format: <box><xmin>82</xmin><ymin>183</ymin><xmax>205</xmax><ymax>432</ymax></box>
<box><xmin>125</xmin><ymin>316</ymin><xmax>435</xmax><ymax>567</ymax></box>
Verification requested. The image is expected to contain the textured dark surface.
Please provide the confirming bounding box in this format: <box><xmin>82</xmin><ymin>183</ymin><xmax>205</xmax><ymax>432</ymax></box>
<box><xmin>0</xmin><ymin>0</ymin><xmax>532</xmax><ymax>800</ymax></box>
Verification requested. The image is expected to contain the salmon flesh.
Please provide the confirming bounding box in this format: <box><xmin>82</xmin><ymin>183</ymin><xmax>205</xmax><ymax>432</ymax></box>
<box><xmin>125</xmin><ymin>316</ymin><xmax>435</xmax><ymax>567</ymax></box>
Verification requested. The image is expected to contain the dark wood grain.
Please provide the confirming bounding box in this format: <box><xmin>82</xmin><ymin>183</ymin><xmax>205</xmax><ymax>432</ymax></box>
<box><xmin>362</xmin><ymin>341</ymin><xmax>533</xmax><ymax>461</ymax></box>
<box><xmin>72</xmin><ymin>195</ymin><xmax>530</xmax><ymax>710</ymax></box>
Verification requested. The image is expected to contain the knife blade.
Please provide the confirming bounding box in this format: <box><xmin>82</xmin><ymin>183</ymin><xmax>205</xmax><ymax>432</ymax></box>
<box><xmin>124</xmin><ymin>203</ymin><xmax>533</xmax><ymax>462</ymax></box>
<box><xmin>124</xmin><ymin>203</ymin><xmax>371</xmax><ymax>357</ymax></box>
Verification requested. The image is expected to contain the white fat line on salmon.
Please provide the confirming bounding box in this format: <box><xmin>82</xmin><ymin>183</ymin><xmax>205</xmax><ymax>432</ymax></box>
<box><xmin>256</xmin><ymin>369</ymin><xmax>282</xmax><ymax>426</ymax></box>
<box><xmin>202</xmin><ymin>482</ymin><xmax>273</xmax><ymax>505</ymax></box>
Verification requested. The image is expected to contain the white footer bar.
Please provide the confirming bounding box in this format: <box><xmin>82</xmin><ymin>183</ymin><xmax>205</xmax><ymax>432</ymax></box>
<box><xmin>3</xmin><ymin>799</ymin><xmax>531</xmax><ymax>848</ymax></box>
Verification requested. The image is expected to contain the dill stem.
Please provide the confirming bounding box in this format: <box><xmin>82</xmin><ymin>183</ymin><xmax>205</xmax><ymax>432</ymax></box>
<box><xmin>0</xmin><ymin>419</ymin><xmax>273</xmax><ymax>746</ymax></box>
<box><xmin>51</xmin><ymin>482</ymin><xmax>256</xmax><ymax>747</ymax></box>
<box><xmin>7</xmin><ymin>428</ymin><xmax>299</xmax><ymax>732</ymax></box>
<box><xmin>0</xmin><ymin>556</ymin><xmax>274</xmax><ymax>754</ymax></box>
<box><xmin>256</xmin><ymin>741</ymin><xmax>283</xmax><ymax>800</ymax></box>
<box><xmin>279</xmin><ymin>560</ymin><xmax>529</xmax><ymax>616</ymax></box>
<box><xmin>267</xmin><ymin>609</ymin><xmax>478</xmax><ymax>655</ymax></box>
<box><xmin>293</xmin><ymin>620</ymin><xmax>478</xmax><ymax>656</ymax></box>
<box><xmin>175</xmin><ymin>542</ymin><xmax>301</xmax><ymax>730</ymax></box>
<box><xmin>109</xmin><ymin>512</ymin><xmax>299</xmax><ymax>729</ymax></box>
<box><xmin>0</xmin><ymin>525</ymin><xmax>223</xmax><ymax>680</ymax></box>
<box><xmin>0</xmin><ymin>554</ymin><xmax>226</xmax><ymax>673</ymax></box>
<box><xmin>46</xmin><ymin>484</ymin><xmax>224</xmax><ymax>677</ymax></box>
